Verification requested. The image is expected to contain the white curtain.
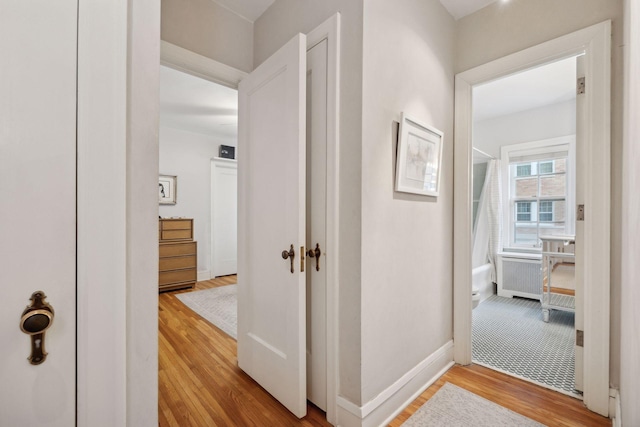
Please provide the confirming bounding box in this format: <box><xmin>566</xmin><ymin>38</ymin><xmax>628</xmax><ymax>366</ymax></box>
<box><xmin>472</xmin><ymin>159</ymin><xmax>502</xmax><ymax>281</ymax></box>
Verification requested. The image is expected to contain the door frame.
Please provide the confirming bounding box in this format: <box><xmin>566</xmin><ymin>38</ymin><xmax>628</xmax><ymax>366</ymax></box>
<box><xmin>161</xmin><ymin>13</ymin><xmax>341</xmax><ymax>424</ymax></box>
<box><xmin>453</xmin><ymin>20</ymin><xmax>611</xmax><ymax>416</ymax></box>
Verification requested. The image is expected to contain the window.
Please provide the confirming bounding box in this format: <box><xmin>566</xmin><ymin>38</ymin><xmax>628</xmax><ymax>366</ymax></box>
<box><xmin>501</xmin><ymin>137</ymin><xmax>575</xmax><ymax>249</ymax></box>
<box><xmin>539</xmin><ymin>201</ymin><xmax>553</xmax><ymax>222</ymax></box>
<box><xmin>516</xmin><ymin>202</ymin><xmax>532</xmax><ymax>221</ymax></box>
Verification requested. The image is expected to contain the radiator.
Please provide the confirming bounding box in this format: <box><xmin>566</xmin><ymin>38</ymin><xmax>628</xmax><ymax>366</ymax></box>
<box><xmin>497</xmin><ymin>254</ymin><xmax>542</xmax><ymax>299</ymax></box>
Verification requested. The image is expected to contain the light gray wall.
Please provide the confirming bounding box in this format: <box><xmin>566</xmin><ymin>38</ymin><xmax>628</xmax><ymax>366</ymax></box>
<box><xmin>457</xmin><ymin>0</ymin><xmax>624</xmax><ymax>389</ymax></box>
<box><xmin>360</xmin><ymin>0</ymin><xmax>455</xmax><ymax>403</ymax></box>
<box><xmin>161</xmin><ymin>0</ymin><xmax>254</xmax><ymax>72</ymax></box>
<box><xmin>474</xmin><ymin>100</ymin><xmax>576</xmax><ymax>158</ymax></box>
<box><xmin>159</xmin><ymin>126</ymin><xmax>237</xmax><ymax>278</ymax></box>
<box><xmin>620</xmin><ymin>0</ymin><xmax>639</xmax><ymax>424</ymax></box>
<box><xmin>254</xmin><ymin>0</ymin><xmax>365</xmax><ymax>404</ymax></box>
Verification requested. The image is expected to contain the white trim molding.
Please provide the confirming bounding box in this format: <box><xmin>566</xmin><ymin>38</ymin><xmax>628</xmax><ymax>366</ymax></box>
<box><xmin>160</xmin><ymin>41</ymin><xmax>248</xmax><ymax>88</ymax></box>
<box><xmin>336</xmin><ymin>341</ymin><xmax>454</xmax><ymax>427</ymax></box>
<box><xmin>453</xmin><ymin>20</ymin><xmax>611</xmax><ymax>416</ymax></box>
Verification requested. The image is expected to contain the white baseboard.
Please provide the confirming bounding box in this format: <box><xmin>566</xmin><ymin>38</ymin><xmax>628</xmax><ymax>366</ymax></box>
<box><xmin>610</xmin><ymin>388</ymin><xmax>621</xmax><ymax>427</ymax></box>
<box><xmin>197</xmin><ymin>270</ymin><xmax>211</xmax><ymax>282</ymax></box>
<box><xmin>336</xmin><ymin>341</ymin><xmax>454</xmax><ymax>427</ymax></box>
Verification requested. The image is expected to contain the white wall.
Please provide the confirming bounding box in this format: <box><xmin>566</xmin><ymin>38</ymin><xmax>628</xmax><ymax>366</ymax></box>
<box><xmin>159</xmin><ymin>126</ymin><xmax>237</xmax><ymax>279</ymax></box>
<box><xmin>161</xmin><ymin>0</ymin><xmax>253</xmax><ymax>72</ymax></box>
<box><xmin>457</xmin><ymin>0</ymin><xmax>624</xmax><ymax>389</ymax></box>
<box><xmin>620</xmin><ymin>0</ymin><xmax>639</xmax><ymax>424</ymax></box>
<box><xmin>254</xmin><ymin>0</ymin><xmax>365</xmax><ymax>404</ymax></box>
<box><xmin>360</xmin><ymin>0</ymin><xmax>455</xmax><ymax>405</ymax></box>
<box><xmin>474</xmin><ymin>100</ymin><xmax>576</xmax><ymax>158</ymax></box>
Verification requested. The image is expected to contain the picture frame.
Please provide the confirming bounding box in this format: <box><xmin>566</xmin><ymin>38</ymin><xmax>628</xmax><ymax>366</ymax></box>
<box><xmin>395</xmin><ymin>113</ymin><xmax>444</xmax><ymax>197</ymax></box>
<box><xmin>159</xmin><ymin>175</ymin><xmax>177</xmax><ymax>205</ymax></box>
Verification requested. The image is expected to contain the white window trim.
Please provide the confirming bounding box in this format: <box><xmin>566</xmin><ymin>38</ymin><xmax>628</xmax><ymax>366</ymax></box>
<box><xmin>501</xmin><ymin>135</ymin><xmax>576</xmax><ymax>251</ymax></box>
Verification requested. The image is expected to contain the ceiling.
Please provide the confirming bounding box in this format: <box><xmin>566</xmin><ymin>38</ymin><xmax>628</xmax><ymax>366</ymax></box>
<box><xmin>473</xmin><ymin>56</ymin><xmax>577</xmax><ymax>122</ymax></box>
<box><xmin>438</xmin><ymin>0</ymin><xmax>499</xmax><ymax>20</ymax></box>
<box><xmin>215</xmin><ymin>0</ymin><xmax>498</xmax><ymax>23</ymax></box>
<box><xmin>159</xmin><ymin>66</ymin><xmax>238</xmax><ymax>138</ymax></box>
<box><xmin>213</xmin><ymin>0</ymin><xmax>275</xmax><ymax>22</ymax></box>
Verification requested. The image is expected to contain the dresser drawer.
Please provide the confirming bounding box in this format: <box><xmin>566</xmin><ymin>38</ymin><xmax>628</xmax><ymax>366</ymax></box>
<box><xmin>159</xmin><ymin>255</ymin><xmax>196</xmax><ymax>272</ymax></box>
<box><xmin>159</xmin><ymin>269</ymin><xmax>196</xmax><ymax>286</ymax></box>
<box><xmin>159</xmin><ymin>241</ymin><xmax>197</xmax><ymax>257</ymax></box>
<box><xmin>161</xmin><ymin>219</ymin><xmax>192</xmax><ymax>230</ymax></box>
<box><xmin>160</xmin><ymin>229</ymin><xmax>192</xmax><ymax>240</ymax></box>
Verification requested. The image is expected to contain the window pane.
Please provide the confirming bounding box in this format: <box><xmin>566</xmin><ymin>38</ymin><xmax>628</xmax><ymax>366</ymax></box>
<box><xmin>514</xmin><ymin>222</ymin><xmax>539</xmax><ymax>245</ymax></box>
<box><xmin>515</xmin><ymin>201</ymin><xmax>535</xmax><ymax>222</ymax></box>
<box><xmin>516</xmin><ymin>164</ymin><xmax>532</xmax><ymax>176</ymax></box>
<box><xmin>539</xmin><ymin>161</ymin><xmax>554</xmax><ymax>174</ymax></box>
<box><xmin>515</xmin><ymin>177</ymin><xmax>538</xmax><ymax>197</ymax></box>
<box><xmin>539</xmin><ymin>222</ymin><xmax>567</xmax><ymax>237</ymax></box>
<box><xmin>554</xmin><ymin>158</ymin><xmax>567</xmax><ymax>173</ymax></box>
<box><xmin>540</xmin><ymin>174</ymin><xmax>566</xmax><ymax>197</ymax></box>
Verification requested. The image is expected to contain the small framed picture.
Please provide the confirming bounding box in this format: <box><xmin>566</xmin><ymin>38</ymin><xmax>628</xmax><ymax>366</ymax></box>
<box><xmin>159</xmin><ymin>175</ymin><xmax>177</xmax><ymax>205</ymax></box>
<box><xmin>395</xmin><ymin>113</ymin><xmax>444</xmax><ymax>197</ymax></box>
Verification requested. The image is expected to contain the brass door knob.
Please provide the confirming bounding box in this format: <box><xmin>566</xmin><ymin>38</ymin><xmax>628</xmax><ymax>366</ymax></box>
<box><xmin>306</xmin><ymin>243</ymin><xmax>321</xmax><ymax>271</ymax></box>
<box><xmin>281</xmin><ymin>244</ymin><xmax>295</xmax><ymax>273</ymax></box>
<box><xmin>20</xmin><ymin>291</ymin><xmax>54</xmax><ymax>365</ymax></box>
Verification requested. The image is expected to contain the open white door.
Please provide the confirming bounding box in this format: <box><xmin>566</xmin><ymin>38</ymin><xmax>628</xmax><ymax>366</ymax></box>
<box><xmin>573</xmin><ymin>55</ymin><xmax>585</xmax><ymax>393</ymax></box>
<box><xmin>0</xmin><ymin>1</ymin><xmax>77</xmax><ymax>425</ymax></box>
<box><xmin>237</xmin><ymin>34</ymin><xmax>308</xmax><ymax>418</ymax></box>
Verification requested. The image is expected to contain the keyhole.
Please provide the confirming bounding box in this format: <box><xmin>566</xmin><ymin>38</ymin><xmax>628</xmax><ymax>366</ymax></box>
<box><xmin>35</xmin><ymin>338</ymin><xmax>41</xmax><ymax>349</ymax></box>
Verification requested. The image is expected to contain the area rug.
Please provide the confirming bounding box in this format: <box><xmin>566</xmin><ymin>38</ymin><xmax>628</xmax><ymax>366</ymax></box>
<box><xmin>176</xmin><ymin>285</ymin><xmax>237</xmax><ymax>339</ymax></box>
<box><xmin>402</xmin><ymin>382</ymin><xmax>543</xmax><ymax>426</ymax></box>
<box><xmin>473</xmin><ymin>294</ymin><xmax>576</xmax><ymax>394</ymax></box>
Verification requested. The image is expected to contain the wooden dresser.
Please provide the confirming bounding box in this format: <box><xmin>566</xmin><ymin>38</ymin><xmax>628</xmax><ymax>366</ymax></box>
<box><xmin>159</xmin><ymin>218</ymin><xmax>197</xmax><ymax>292</ymax></box>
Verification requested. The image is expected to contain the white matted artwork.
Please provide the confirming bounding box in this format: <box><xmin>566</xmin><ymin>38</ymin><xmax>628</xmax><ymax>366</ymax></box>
<box><xmin>395</xmin><ymin>113</ymin><xmax>443</xmax><ymax>197</ymax></box>
<box><xmin>159</xmin><ymin>174</ymin><xmax>177</xmax><ymax>205</ymax></box>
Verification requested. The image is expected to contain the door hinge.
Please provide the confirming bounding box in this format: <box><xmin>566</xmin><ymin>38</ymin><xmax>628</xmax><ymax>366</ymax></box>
<box><xmin>576</xmin><ymin>330</ymin><xmax>584</xmax><ymax>347</ymax></box>
<box><xmin>577</xmin><ymin>77</ymin><xmax>586</xmax><ymax>94</ymax></box>
<box><xmin>577</xmin><ymin>204</ymin><xmax>585</xmax><ymax>221</ymax></box>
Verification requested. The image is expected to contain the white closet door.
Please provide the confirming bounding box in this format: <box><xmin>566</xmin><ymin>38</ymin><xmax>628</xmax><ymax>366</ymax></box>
<box><xmin>0</xmin><ymin>1</ymin><xmax>77</xmax><ymax>425</ymax></box>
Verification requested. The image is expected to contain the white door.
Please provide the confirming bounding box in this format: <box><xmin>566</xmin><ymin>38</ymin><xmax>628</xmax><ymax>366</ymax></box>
<box><xmin>573</xmin><ymin>55</ymin><xmax>585</xmax><ymax>392</ymax></box>
<box><xmin>211</xmin><ymin>158</ymin><xmax>238</xmax><ymax>277</ymax></box>
<box><xmin>237</xmin><ymin>34</ymin><xmax>308</xmax><ymax>418</ymax></box>
<box><xmin>0</xmin><ymin>1</ymin><xmax>77</xmax><ymax>425</ymax></box>
<box><xmin>306</xmin><ymin>38</ymin><xmax>328</xmax><ymax>411</ymax></box>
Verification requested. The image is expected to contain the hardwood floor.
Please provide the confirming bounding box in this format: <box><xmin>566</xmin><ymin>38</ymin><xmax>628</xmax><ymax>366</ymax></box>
<box><xmin>389</xmin><ymin>364</ymin><xmax>611</xmax><ymax>427</ymax></box>
<box><xmin>159</xmin><ymin>276</ymin><xmax>610</xmax><ymax>427</ymax></box>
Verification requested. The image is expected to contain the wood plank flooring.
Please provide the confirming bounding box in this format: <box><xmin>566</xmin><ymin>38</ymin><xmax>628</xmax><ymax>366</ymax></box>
<box><xmin>159</xmin><ymin>276</ymin><xmax>610</xmax><ymax>427</ymax></box>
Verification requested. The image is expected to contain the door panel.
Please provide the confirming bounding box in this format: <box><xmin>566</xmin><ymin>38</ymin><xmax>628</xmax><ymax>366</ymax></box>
<box><xmin>0</xmin><ymin>1</ymin><xmax>77</xmax><ymax>425</ymax></box>
<box><xmin>211</xmin><ymin>159</ymin><xmax>238</xmax><ymax>277</ymax></box>
<box><xmin>237</xmin><ymin>33</ymin><xmax>307</xmax><ymax>418</ymax></box>
<box><xmin>574</xmin><ymin>55</ymin><xmax>585</xmax><ymax>392</ymax></box>
<box><xmin>306</xmin><ymin>39</ymin><xmax>328</xmax><ymax>411</ymax></box>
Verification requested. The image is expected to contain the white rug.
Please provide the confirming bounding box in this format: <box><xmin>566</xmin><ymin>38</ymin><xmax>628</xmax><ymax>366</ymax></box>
<box><xmin>176</xmin><ymin>285</ymin><xmax>237</xmax><ymax>339</ymax></box>
<box><xmin>402</xmin><ymin>383</ymin><xmax>544</xmax><ymax>426</ymax></box>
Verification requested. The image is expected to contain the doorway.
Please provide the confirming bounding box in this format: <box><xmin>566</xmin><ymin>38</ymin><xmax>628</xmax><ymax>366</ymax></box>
<box><xmin>469</xmin><ymin>56</ymin><xmax>579</xmax><ymax>396</ymax></box>
<box><xmin>158</xmin><ymin>14</ymin><xmax>340</xmax><ymax>424</ymax></box>
<box><xmin>453</xmin><ymin>21</ymin><xmax>612</xmax><ymax>416</ymax></box>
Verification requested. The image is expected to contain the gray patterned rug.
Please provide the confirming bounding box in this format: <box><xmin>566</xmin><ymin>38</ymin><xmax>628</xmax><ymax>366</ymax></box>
<box><xmin>176</xmin><ymin>285</ymin><xmax>237</xmax><ymax>339</ymax></box>
<box><xmin>402</xmin><ymin>382</ymin><xmax>543</xmax><ymax>426</ymax></box>
<box><xmin>473</xmin><ymin>294</ymin><xmax>576</xmax><ymax>394</ymax></box>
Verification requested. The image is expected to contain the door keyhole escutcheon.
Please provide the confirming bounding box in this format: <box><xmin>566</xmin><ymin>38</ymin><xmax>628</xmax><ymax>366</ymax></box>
<box><xmin>281</xmin><ymin>244</ymin><xmax>295</xmax><ymax>273</ymax></box>
<box><xmin>307</xmin><ymin>243</ymin><xmax>321</xmax><ymax>271</ymax></box>
<box><xmin>20</xmin><ymin>291</ymin><xmax>54</xmax><ymax>365</ymax></box>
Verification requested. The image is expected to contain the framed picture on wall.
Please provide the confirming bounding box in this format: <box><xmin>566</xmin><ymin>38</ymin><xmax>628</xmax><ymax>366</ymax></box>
<box><xmin>159</xmin><ymin>174</ymin><xmax>177</xmax><ymax>205</ymax></box>
<box><xmin>395</xmin><ymin>113</ymin><xmax>444</xmax><ymax>197</ymax></box>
